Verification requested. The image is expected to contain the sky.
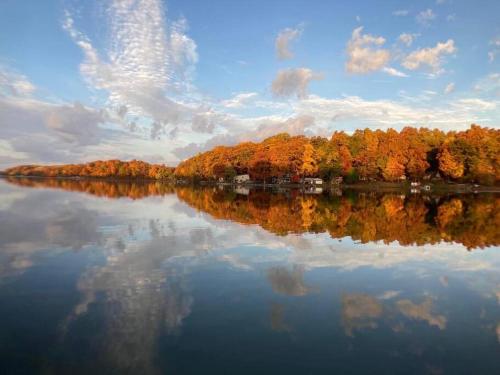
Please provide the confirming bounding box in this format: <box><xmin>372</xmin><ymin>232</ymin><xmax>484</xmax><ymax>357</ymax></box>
<box><xmin>0</xmin><ymin>0</ymin><xmax>499</xmax><ymax>168</ymax></box>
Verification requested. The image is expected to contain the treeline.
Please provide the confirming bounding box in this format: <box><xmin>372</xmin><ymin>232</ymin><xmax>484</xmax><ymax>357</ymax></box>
<box><xmin>175</xmin><ymin>125</ymin><xmax>499</xmax><ymax>185</ymax></box>
<box><xmin>2</xmin><ymin>160</ymin><xmax>175</xmax><ymax>180</ymax></box>
<box><xmin>2</xmin><ymin>125</ymin><xmax>498</xmax><ymax>185</ymax></box>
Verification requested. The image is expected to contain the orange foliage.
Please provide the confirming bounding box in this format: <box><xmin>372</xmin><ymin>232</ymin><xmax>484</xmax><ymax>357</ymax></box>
<box><xmin>3</xmin><ymin>160</ymin><xmax>174</xmax><ymax>180</ymax></box>
<box><xmin>174</xmin><ymin>125</ymin><xmax>499</xmax><ymax>185</ymax></box>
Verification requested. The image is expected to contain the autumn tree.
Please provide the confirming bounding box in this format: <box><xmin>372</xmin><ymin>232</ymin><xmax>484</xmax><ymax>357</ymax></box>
<box><xmin>300</xmin><ymin>142</ymin><xmax>319</xmax><ymax>177</ymax></box>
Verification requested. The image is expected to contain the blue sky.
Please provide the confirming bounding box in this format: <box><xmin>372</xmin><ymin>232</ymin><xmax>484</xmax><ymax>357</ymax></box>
<box><xmin>0</xmin><ymin>0</ymin><xmax>499</xmax><ymax>167</ymax></box>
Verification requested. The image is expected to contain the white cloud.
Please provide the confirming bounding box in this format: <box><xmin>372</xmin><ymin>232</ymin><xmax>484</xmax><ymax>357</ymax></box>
<box><xmin>444</xmin><ymin>82</ymin><xmax>455</xmax><ymax>94</ymax></box>
<box><xmin>45</xmin><ymin>102</ymin><xmax>109</xmax><ymax>144</ymax></box>
<box><xmin>402</xmin><ymin>39</ymin><xmax>456</xmax><ymax>73</ymax></box>
<box><xmin>382</xmin><ymin>67</ymin><xmax>409</xmax><ymax>77</ymax></box>
<box><xmin>275</xmin><ymin>25</ymin><xmax>303</xmax><ymax>60</ymax></box>
<box><xmin>62</xmin><ymin>0</ymin><xmax>199</xmax><ymax>135</ymax></box>
<box><xmin>416</xmin><ymin>9</ymin><xmax>437</xmax><ymax>26</ymax></box>
<box><xmin>221</xmin><ymin>92</ymin><xmax>258</xmax><ymax>108</ymax></box>
<box><xmin>169</xmin><ymin>17</ymin><xmax>199</xmax><ymax>84</ymax></box>
<box><xmin>191</xmin><ymin>110</ymin><xmax>219</xmax><ymax>134</ymax></box>
<box><xmin>345</xmin><ymin>27</ymin><xmax>390</xmax><ymax>74</ymax></box>
<box><xmin>398</xmin><ymin>33</ymin><xmax>418</xmax><ymax>47</ymax></box>
<box><xmin>392</xmin><ymin>10</ymin><xmax>409</xmax><ymax>17</ymax></box>
<box><xmin>446</xmin><ymin>13</ymin><xmax>456</xmax><ymax>22</ymax></box>
<box><xmin>0</xmin><ymin>64</ymin><xmax>184</xmax><ymax>168</ymax></box>
<box><xmin>0</xmin><ymin>95</ymin><xmax>109</xmax><ymax>163</ymax></box>
<box><xmin>271</xmin><ymin>68</ymin><xmax>323</xmax><ymax>99</ymax></box>
<box><xmin>293</xmin><ymin>94</ymin><xmax>499</xmax><ymax>131</ymax></box>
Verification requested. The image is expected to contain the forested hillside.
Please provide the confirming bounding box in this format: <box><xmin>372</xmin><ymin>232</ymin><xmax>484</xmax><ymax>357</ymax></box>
<box><xmin>2</xmin><ymin>125</ymin><xmax>499</xmax><ymax>185</ymax></box>
<box><xmin>175</xmin><ymin>125</ymin><xmax>499</xmax><ymax>185</ymax></box>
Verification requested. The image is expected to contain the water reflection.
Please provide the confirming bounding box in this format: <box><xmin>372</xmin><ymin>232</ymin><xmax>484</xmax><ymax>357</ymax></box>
<box><xmin>5</xmin><ymin>177</ymin><xmax>499</xmax><ymax>249</ymax></box>
<box><xmin>0</xmin><ymin>179</ymin><xmax>499</xmax><ymax>374</ymax></box>
<box><xmin>342</xmin><ymin>293</ymin><xmax>383</xmax><ymax>336</ymax></box>
<box><xmin>267</xmin><ymin>266</ymin><xmax>310</xmax><ymax>296</ymax></box>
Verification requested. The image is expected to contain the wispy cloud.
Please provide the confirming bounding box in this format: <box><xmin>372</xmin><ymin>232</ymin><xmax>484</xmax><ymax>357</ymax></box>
<box><xmin>473</xmin><ymin>73</ymin><xmax>500</xmax><ymax>97</ymax></box>
<box><xmin>416</xmin><ymin>9</ymin><xmax>437</xmax><ymax>27</ymax></box>
<box><xmin>488</xmin><ymin>36</ymin><xmax>500</xmax><ymax>62</ymax></box>
<box><xmin>221</xmin><ymin>92</ymin><xmax>258</xmax><ymax>108</ymax></box>
<box><xmin>392</xmin><ymin>10</ymin><xmax>409</xmax><ymax>17</ymax></box>
<box><xmin>398</xmin><ymin>33</ymin><xmax>419</xmax><ymax>47</ymax></box>
<box><xmin>382</xmin><ymin>67</ymin><xmax>408</xmax><ymax>77</ymax></box>
<box><xmin>444</xmin><ymin>82</ymin><xmax>455</xmax><ymax>94</ymax></box>
<box><xmin>275</xmin><ymin>25</ymin><xmax>303</xmax><ymax>60</ymax></box>
<box><xmin>0</xmin><ymin>66</ymin><xmax>36</xmax><ymax>97</ymax></box>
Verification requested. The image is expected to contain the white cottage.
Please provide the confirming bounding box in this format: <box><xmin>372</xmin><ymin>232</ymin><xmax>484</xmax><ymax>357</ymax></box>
<box><xmin>233</xmin><ymin>174</ymin><xmax>250</xmax><ymax>184</ymax></box>
<box><xmin>303</xmin><ymin>177</ymin><xmax>323</xmax><ymax>186</ymax></box>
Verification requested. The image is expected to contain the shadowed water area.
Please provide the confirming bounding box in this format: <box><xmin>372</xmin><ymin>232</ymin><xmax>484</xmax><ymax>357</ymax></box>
<box><xmin>0</xmin><ymin>178</ymin><xmax>499</xmax><ymax>374</ymax></box>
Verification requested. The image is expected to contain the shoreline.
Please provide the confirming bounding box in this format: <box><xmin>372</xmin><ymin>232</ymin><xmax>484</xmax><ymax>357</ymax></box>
<box><xmin>2</xmin><ymin>175</ymin><xmax>499</xmax><ymax>193</ymax></box>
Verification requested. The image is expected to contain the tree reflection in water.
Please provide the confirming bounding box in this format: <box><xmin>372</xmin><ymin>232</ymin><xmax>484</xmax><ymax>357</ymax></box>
<box><xmin>6</xmin><ymin>178</ymin><xmax>499</xmax><ymax>250</ymax></box>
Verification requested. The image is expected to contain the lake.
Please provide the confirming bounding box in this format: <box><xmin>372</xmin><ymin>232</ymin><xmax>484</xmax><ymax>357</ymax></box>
<box><xmin>0</xmin><ymin>178</ymin><xmax>499</xmax><ymax>374</ymax></box>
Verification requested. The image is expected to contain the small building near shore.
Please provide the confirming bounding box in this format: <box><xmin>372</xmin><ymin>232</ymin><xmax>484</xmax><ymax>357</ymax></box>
<box><xmin>303</xmin><ymin>177</ymin><xmax>323</xmax><ymax>186</ymax></box>
<box><xmin>276</xmin><ymin>176</ymin><xmax>291</xmax><ymax>184</ymax></box>
<box><xmin>234</xmin><ymin>174</ymin><xmax>250</xmax><ymax>184</ymax></box>
<box><xmin>331</xmin><ymin>176</ymin><xmax>343</xmax><ymax>185</ymax></box>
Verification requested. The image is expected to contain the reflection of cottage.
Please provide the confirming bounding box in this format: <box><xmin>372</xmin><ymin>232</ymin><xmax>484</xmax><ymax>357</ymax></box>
<box><xmin>233</xmin><ymin>174</ymin><xmax>250</xmax><ymax>184</ymax></box>
<box><xmin>331</xmin><ymin>187</ymin><xmax>342</xmax><ymax>196</ymax></box>
<box><xmin>303</xmin><ymin>177</ymin><xmax>323</xmax><ymax>186</ymax></box>
<box><xmin>278</xmin><ymin>176</ymin><xmax>291</xmax><ymax>184</ymax></box>
<box><xmin>234</xmin><ymin>186</ymin><xmax>250</xmax><ymax>195</ymax></box>
<box><xmin>304</xmin><ymin>186</ymin><xmax>323</xmax><ymax>194</ymax></box>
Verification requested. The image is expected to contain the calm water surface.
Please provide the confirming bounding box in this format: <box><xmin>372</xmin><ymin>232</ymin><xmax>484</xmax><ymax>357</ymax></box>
<box><xmin>0</xmin><ymin>178</ymin><xmax>499</xmax><ymax>374</ymax></box>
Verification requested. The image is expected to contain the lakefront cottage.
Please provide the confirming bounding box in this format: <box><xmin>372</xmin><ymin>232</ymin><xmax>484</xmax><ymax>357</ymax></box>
<box><xmin>233</xmin><ymin>174</ymin><xmax>250</xmax><ymax>184</ymax></box>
